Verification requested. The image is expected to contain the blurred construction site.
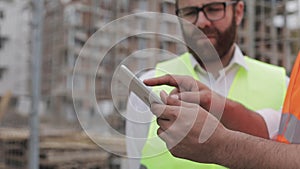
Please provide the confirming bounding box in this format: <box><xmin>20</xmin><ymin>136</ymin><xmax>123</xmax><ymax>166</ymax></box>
<box><xmin>0</xmin><ymin>0</ymin><xmax>300</xmax><ymax>168</ymax></box>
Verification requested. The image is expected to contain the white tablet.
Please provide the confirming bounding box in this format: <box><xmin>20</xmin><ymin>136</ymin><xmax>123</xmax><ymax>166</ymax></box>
<box><xmin>117</xmin><ymin>65</ymin><xmax>164</xmax><ymax>107</ymax></box>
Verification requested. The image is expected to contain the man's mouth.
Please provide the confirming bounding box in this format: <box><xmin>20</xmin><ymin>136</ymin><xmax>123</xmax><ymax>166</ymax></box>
<box><xmin>205</xmin><ymin>34</ymin><xmax>216</xmax><ymax>39</ymax></box>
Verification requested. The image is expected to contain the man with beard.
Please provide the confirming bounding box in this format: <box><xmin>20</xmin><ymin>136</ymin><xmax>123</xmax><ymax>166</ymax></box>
<box><xmin>125</xmin><ymin>0</ymin><xmax>288</xmax><ymax>169</ymax></box>
<box><xmin>145</xmin><ymin>53</ymin><xmax>300</xmax><ymax>168</ymax></box>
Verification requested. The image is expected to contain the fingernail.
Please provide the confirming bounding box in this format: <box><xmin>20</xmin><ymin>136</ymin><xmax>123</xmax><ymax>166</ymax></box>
<box><xmin>170</xmin><ymin>94</ymin><xmax>179</xmax><ymax>100</ymax></box>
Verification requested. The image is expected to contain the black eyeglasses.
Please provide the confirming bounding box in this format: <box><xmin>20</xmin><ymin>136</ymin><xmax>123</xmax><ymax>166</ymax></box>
<box><xmin>176</xmin><ymin>1</ymin><xmax>238</xmax><ymax>24</ymax></box>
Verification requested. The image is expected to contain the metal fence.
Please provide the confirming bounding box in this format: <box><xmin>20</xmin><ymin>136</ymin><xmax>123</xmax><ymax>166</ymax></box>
<box><xmin>1</xmin><ymin>0</ymin><xmax>300</xmax><ymax>169</ymax></box>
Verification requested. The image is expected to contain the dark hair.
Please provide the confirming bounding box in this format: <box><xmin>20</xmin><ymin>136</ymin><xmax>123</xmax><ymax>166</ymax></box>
<box><xmin>175</xmin><ymin>0</ymin><xmax>241</xmax><ymax>10</ymax></box>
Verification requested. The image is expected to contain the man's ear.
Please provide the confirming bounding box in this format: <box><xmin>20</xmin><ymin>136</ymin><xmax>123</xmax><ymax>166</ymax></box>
<box><xmin>235</xmin><ymin>1</ymin><xmax>244</xmax><ymax>26</ymax></box>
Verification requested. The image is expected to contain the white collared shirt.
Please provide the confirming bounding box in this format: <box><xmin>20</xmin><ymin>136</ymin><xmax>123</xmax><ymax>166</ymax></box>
<box><xmin>189</xmin><ymin>44</ymin><xmax>248</xmax><ymax>97</ymax></box>
<box><xmin>125</xmin><ymin>44</ymin><xmax>288</xmax><ymax>169</ymax></box>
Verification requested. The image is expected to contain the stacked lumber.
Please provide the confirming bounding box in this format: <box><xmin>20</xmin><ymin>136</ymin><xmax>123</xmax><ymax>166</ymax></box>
<box><xmin>0</xmin><ymin>128</ymin><xmax>126</xmax><ymax>169</ymax></box>
<box><xmin>39</xmin><ymin>137</ymin><xmax>110</xmax><ymax>169</ymax></box>
<box><xmin>39</xmin><ymin>150</ymin><xmax>109</xmax><ymax>169</ymax></box>
<box><xmin>83</xmin><ymin>132</ymin><xmax>126</xmax><ymax>156</ymax></box>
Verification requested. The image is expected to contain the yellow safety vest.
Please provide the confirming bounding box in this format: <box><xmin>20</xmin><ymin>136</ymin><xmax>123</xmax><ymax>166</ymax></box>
<box><xmin>141</xmin><ymin>52</ymin><xmax>287</xmax><ymax>169</ymax></box>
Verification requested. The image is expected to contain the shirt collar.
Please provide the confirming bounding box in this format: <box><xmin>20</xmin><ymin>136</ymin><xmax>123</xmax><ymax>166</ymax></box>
<box><xmin>189</xmin><ymin>44</ymin><xmax>249</xmax><ymax>73</ymax></box>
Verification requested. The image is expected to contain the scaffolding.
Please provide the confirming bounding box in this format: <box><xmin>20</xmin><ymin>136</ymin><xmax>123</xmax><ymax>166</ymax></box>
<box><xmin>240</xmin><ymin>0</ymin><xmax>300</xmax><ymax>74</ymax></box>
<box><xmin>1</xmin><ymin>0</ymin><xmax>300</xmax><ymax>169</ymax></box>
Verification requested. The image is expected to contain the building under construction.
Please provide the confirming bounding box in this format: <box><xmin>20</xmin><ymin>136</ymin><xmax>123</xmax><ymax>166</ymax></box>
<box><xmin>0</xmin><ymin>0</ymin><xmax>300</xmax><ymax>169</ymax></box>
<box><xmin>41</xmin><ymin>0</ymin><xmax>183</xmax><ymax>126</ymax></box>
<box><xmin>40</xmin><ymin>0</ymin><xmax>300</xmax><ymax>123</ymax></box>
<box><xmin>240</xmin><ymin>0</ymin><xmax>300</xmax><ymax>73</ymax></box>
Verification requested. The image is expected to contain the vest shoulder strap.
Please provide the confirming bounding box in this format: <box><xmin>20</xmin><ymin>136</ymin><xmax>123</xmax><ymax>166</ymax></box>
<box><xmin>229</xmin><ymin>56</ymin><xmax>286</xmax><ymax>111</ymax></box>
<box><xmin>155</xmin><ymin>52</ymin><xmax>197</xmax><ymax>77</ymax></box>
<box><xmin>154</xmin><ymin>52</ymin><xmax>199</xmax><ymax>94</ymax></box>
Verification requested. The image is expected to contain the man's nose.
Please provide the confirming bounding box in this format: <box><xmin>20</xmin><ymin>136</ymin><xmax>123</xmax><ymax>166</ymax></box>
<box><xmin>194</xmin><ymin>11</ymin><xmax>211</xmax><ymax>28</ymax></box>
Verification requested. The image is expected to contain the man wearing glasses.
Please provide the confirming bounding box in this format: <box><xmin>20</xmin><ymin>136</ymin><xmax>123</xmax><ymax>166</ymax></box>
<box><xmin>126</xmin><ymin>0</ymin><xmax>288</xmax><ymax>169</ymax></box>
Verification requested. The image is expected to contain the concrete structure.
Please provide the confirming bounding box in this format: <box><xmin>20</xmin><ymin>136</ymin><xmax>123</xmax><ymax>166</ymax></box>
<box><xmin>40</xmin><ymin>0</ymin><xmax>300</xmax><ymax>126</ymax></box>
<box><xmin>239</xmin><ymin>0</ymin><xmax>300</xmax><ymax>73</ymax></box>
<box><xmin>41</xmin><ymin>0</ymin><xmax>183</xmax><ymax>124</ymax></box>
<box><xmin>0</xmin><ymin>0</ymin><xmax>31</xmax><ymax>113</ymax></box>
<box><xmin>1</xmin><ymin>0</ymin><xmax>299</xmax><ymax>120</ymax></box>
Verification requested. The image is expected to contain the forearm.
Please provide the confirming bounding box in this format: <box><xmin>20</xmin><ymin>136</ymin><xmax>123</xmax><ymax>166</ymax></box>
<box><xmin>221</xmin><ymin>100</ymin><xmax>269</xmax><ymax>139</ymax></box>
<box><xmin>215</xmin><ymin>130</ymin><xmax>300</xmax><ymax>169</ymax></box>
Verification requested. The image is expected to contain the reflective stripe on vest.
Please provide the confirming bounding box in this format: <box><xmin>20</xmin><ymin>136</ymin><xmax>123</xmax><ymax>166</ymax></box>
<box><xmin>277</xmin><ymin>52</ymin><xmax>300</xmax><ymax>144</ymax></box>
<box><xmin>141</xmin><ymin>52</ymin><xmax>287</xmax><ymax>169</ymax></box>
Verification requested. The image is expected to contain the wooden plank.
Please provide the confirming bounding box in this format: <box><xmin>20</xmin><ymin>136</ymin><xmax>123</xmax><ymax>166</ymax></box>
<box><xmin>40</xmin><ymin>162</ymin><xmax>79</xmax><ymax>169</ymax></box>
<box><xmin>0</xmin><ymin>128</ymin><xmax>29</xmax><ymax>141</ymax></box>
<box><xmin>92</xmin><ymin>136</ymin><xmax>126</xmax><ymax>155</ymax></box>
<box><xmin>40</xmin><ymin>150</ymin><xmax>109</xmax><ymax>164</ymax></box>
<box><xmin>40</xmin><ymin>141</ymin><xmax>98</xmax><ymax>150</ymax></box>
<box><xmin>40</xmin><ymin>134</ymin><xmax>126</xmax><ymax>154</ymax></box>
<box><xmin>0</xmin><ymin>91</ymin><xmax>12</xmax><ymax>122</ymax></box>
<box><xmin>79</xmin><ymin>160</ymin><xmax>109</xmax><ymax>169</ymax></box>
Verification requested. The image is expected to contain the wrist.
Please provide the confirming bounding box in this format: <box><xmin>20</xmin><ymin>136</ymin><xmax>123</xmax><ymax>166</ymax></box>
<box><xmin>221</xmin><ymin>99</ymin><xmax>241</xmax><ymax>125</ymax></box>
<box><xmin>205</xmin><ymin>124</ymin><xmax>231</xmax><ymax>165</ymax></box>
<box><xmin>213</xmin><ymin>129</ymin><xmax>240</xmax><ymax>167</ymax></box>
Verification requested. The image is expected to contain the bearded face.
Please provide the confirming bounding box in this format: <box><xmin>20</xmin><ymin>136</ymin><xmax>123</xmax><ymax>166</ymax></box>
<box><xmin>180</xmin><ymin>6</ymin><xmax>238</xmax><ymax>64</ymax></box>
